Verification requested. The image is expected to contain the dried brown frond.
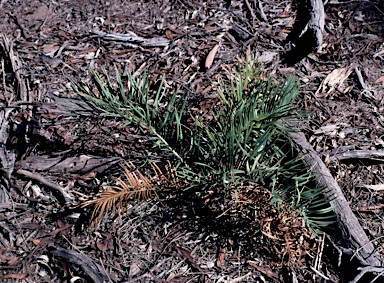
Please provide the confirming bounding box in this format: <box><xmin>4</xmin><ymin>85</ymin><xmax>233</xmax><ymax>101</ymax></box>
<box><xmin>151</xmin><ymin>160</ymin><xmax>186</xmax><ymax>189</ymax></box>
<box><xmin>235</xmin><ymin>185</ymin><xmax>318</xmax><ymax>268</ymax></box>
<box><xmin>82</xmin><ymin>161</ymin><xmax>160</xmax><ymax>228</ymax></box>
<box><xmin>80</xmin><ymin>161</ymin><xmax>185</xmax><ymax>228</ymax></box>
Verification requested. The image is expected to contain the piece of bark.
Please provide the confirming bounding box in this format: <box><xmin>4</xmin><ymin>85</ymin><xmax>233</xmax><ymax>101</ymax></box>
<box><xmin>285</xmin><ymin>125</ymin><xmax>382</xmax><ymax>267</ymax></box>
<box><xmin>0</xmin><ymin>35</ymin><xmax>31</xmax><ymax>177</ymax></box>
<box><xmin>0</xmin><ymin>170</ymin><xmax>10</xmax><ymax>204</ymax></box>
<box><xmin>1</xmin><ymin>34</ymin><xmax>29</xmax><ymax>101</ymax></box>
<box><xmin>0</xmin><ymin>108</ymin><xmax>15</xmax><ymax>178</ymax></box>
<box><xmin>230</xmin><ymin>24</ymin><xmax>252</xmax><ymax>41</ymax></box>
<box><xmin>48</xmin><ymin>245</ymin><xmax>111</xmax><ymax>283</ymax></box>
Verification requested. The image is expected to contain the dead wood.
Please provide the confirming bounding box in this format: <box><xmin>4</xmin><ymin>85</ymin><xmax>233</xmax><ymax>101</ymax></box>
<box><xmin>0</xmin><ymin>34</ymin><xmax>31</xmax><ymax>177</ymax></box>
<box><xmin>1</xmin><ymin>34</ymin><xmax>29</xmax><ymax>102</ymax></box>
<box><xmin>0</xmin><ymin>169</ymin><xmax>10</xmax><ymax>204</ymax></box>
<box><xmin>90</xmin><ymin>30</ymin><xmax>170</xmax><ymax>48</ymax></box>
<box><xmin>0</xmin><ymin>101</ymin><xmax>33</xmax><ymax>177</ymax></box>
<box><xmin>16</xmin><ymin>168</ymin><xmax>73</xmax><ymax>203</ymax></box>
<box><xmin>282</xmin><ymin>0</ymin><xmax>325</xmax><ymax>64</ymax></box>
<box><xmin>307</xmin><ymin>0</ymin><xmax>325</xmax><ymax>50</ymax></box>
<box><xmin>48</xmin><ymin>245</ymin><xmax>112</xmax><ymax>283</ymax></box>
<box><xmin>349</xmin><ymin>266</ymin><xmax>384</xmax><ymax>283</ymax></box>
<box><xmin>354</xmin><ymin>66</ymin><xmax>378</xmax><ymax>103</ymax></box>
<box><xmin>17</xmin><ymin>154</ymin><xmax>121</xmax><ymax>174</ymax></box>
<box><xmin>245</xmin><ymin>0</ymin><xmax>257</xmax><ymax>22</ymax></box>
<box><xmin>285</xmin><ymin>124</ymin><xmax>382</xmax><ymax>267</ymax></box>
<box><xmin>254</xmin><ymin>0</ymin><xmax>268</xmax><ymax>22</ymax></box>
<box><xmin>331</xmin><ymin>149</ymin><xmax>384</xmax><ymax>161</ymax></box>
<box><xmin>0</xmin><ymin>107</ymin><xmax>15</xmax><ymax>176</ymax></box>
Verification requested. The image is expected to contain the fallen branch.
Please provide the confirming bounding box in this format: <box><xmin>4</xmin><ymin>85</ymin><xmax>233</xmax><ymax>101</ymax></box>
<box><xmin>16</xmin><ymin>169</ymin><xmax>73</xmax><ymax>203</ymax></box>
<box><xmin>17</xmin><ymin>154</ymin><xmax>121</xmax><ymax>174</ymax></box>
<box><xmin>253</xmin><ymin>0</ymin><xmax>268</xmax><ymax>22</ymax></box>
<box><xmin>282</xmin><ymin>0</ymin><xmax>325</xmax><ymax>64</ymax></box>
<box><xmin>48</xmin><ymin>244</ymin><xmax>111</xmax><ymax>283</ymax></box>
<box><xmin>331</xmin><ymin>149</ymin><xmax>384</xmax><ymax>161</ymax></box>
<box><xmin>90</xmin><ymin>30</ymin><xmax>170</xmax><ymax>47</ymax></box>
<box><xmin>349</xmin><ymin>266</ymin><xmax>384</xmax><ymax>283</ymax></box>
<box><xmin>306</xmin><ymin>0</ymin><xmax>325</xmax><ymax>51</ymax></box>
<box><xmin>284</xmin><ymin>123</ymin><xmax>382</xmax><ymax>267</ymax></box>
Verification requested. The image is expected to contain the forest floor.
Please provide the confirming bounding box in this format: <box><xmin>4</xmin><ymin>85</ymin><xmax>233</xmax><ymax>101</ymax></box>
<box><xmin>0</xmin><ymin>0</ymin><xmax>384</xmax><ymax>282</ymax></box>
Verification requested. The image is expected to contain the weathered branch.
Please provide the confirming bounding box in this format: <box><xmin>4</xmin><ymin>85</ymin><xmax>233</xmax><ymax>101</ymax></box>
<box><xmin>16</xmin><ymin>169</ymin><xmax>73</xmax><ymax>203</ymax></box>
<box><xmin>306</xmin><ymin>0</ymin><xmax>325</xmax><ymax>50</ymax></box>
<box><xmin>90</xmin><ymin>30</ymin><xmax>170</xmax><ymax>47</ymax></box>
<box><xmin>48</xmin><ymin>244</ymin><xmax>111</xmax><ymax>283</ymax></box>
<box><xmin>284</xmin><ymin>124</ymin><xmax>382</xmax><ymax>267</ymax></box>
<box><xmin>17</xmin><ymin>154</ymin><xmax>121</xmax><ymax>174</ymax></box>
<box><xmin>282</xmin><ymin>0</ymin><xmax>325</xmax><ymax>64</ymax></box>
<box><xmin>331</xmin><ymin>149</ymin><xmax>384</xmax><ymax>161</ymax></box>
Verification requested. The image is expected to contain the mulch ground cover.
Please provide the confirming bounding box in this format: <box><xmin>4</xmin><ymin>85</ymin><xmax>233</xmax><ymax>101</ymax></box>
<box><xmin>0</xmin><ymin>0</ymin><xmax>383</xmax><ymax>282</ymax></box>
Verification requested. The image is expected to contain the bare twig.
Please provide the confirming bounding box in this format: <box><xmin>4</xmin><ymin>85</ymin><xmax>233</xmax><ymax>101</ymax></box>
<box><xmin>229</xmin><ymin>272</ymin><xmax>253</xmax><ymax>283</ymax></box>
<box><xmin>310</xmin><ymin>266</ymin><xmax>330</xmax><ymax>280</ymax></box>
<box><xmin>253</xmin><ymin>0</ymin><xmax>268</xmax><ymax>22</ymax></box>
<box><xmin>354</xmin><ymin>66</ymin><xmax>377</xmax><ymax>102</ymax></box>
<box><xmin>358</xmin><ymin>184</ymin><xmax>384</xmax><ymax>191</ymax></box>
<box><xmin>326</xmin><ymin>235</ymin><xmax>345</xmax><ymax>267</ymax></box>
<box><xmin>349</xmin><ymin>266</ymin><xmax>384</xmax><ymax>283</ymax></box>
<box><xmin>244</xmin><ymin>0</ymin><xmax>257</xmax><ymax>22</ymax></box>
<box><xmin>16</xmin><ymin>169</ymin><xmax>73</xmax><ymax>203</ymax></box>
<box><xmin>328</xmin><ymin>0</ymin><xmax>384</xmax><ymax>16</ymax></box>
<box><xmin>312</xmin><ymin>233</ymin><xmax>326</xmax><ymax>280</ymax></box>
<box><xmin>373</xmin><ymin>49</ymin><xmax>384</xmax><ymax>59</ymax></box>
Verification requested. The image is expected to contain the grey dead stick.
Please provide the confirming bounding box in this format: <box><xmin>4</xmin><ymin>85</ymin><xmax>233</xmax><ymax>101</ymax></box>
<box><xmin>331</xmin><ymin>149</ymin><xmax>384</xmax><ymax>162</ymax></box>
<box><xmin>284</xmin><ymin>123</ymin><xmax>382</xmax><ymax>267</ymax></box>
<box><xmin>90</xmin><ymin>30</ymin><xmax>169</xmax><ymax>47</ymax></box>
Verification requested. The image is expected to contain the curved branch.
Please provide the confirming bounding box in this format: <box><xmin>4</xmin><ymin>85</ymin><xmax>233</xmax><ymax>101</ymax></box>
<box><xmin>284</xmin><ymin>124</ymin><xmax>382</xmax><ymax>267</ymax></box>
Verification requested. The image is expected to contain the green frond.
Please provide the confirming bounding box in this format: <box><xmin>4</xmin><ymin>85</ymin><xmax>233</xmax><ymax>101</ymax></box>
<box><xmin>74</xmin><ymin>59</ymin><xmax>334</xmax><ymax>233</ymax></box>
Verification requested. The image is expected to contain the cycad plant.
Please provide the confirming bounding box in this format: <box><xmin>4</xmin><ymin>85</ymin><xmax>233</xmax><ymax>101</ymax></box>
<box><xmin>73</xmin><ymin>60</ymin><xmax>334</xmax><ymax>230</ymax></box>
